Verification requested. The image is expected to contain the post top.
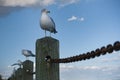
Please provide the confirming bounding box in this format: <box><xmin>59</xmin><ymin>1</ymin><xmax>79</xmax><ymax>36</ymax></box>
<box><xmin>23</xmin><ymin>60</ymin><xmax>33</xmax><ymax>63</ymax></box>
<box><xmin>37</xmin><ymin>37</ymin><xmax>59</xmax><ymax>42</ymax></box>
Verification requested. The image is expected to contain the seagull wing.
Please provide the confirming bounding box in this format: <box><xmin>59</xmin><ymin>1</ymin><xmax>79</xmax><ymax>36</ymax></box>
<box><xmin>11</xmin><ymin>63</ymin><xmax>20</xmax><ymax>66</ymax></box>
<box><xmin>22</xmin><ymin>50</ymin><xmax>35</xmax><ymax>57</ymax></box>
<box><xmin>11</xmin><ymin>63</ymin><xmax>18</xmax><ymax>66</ymax></box>
<box><xmin>50</xmin><ymin>17</ymin><xmax>57</xmax><ymax>33</ymax></box>
<box><xmin>27</xmin><ymin>50</ymin><xmax>35</xmax><ymax>57</ymax></box>
<box><xmin>50</xmin><ymin>17</ymin><xmax>55</xmax><ymax>27</ymax></box>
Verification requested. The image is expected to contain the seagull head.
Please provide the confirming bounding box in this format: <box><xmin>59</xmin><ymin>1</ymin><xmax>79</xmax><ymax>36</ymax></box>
<box><xmin>41</xmin><ymin>8</ymin><xmax>50</xmax><ymax>13</ymax></box>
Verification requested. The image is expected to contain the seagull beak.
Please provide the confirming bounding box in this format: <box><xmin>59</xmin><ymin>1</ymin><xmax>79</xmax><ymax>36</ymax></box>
<box><xmin>47</xmin><ymin>11</ymin><xmax>50</xmax><ymax>13</ymax></box>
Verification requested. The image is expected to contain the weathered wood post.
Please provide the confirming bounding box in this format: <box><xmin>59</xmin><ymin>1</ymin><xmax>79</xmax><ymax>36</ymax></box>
<box><xmin>36</xmin><ymin>37</ymin><xmax>59</xmax><ymax>80</ymax></box>
<box><xmin>22</xmin><ymin>60</ymin><xmax>33</xmax><ymax>80</ymax></box>
<box><xmin>15</xmin><ymin>68</ymin><xmax>22</xmax><ymax>80</ymax></box>
<box><xmin>0</xmin><ymin>75</ymin><xmax>2</xmax><ymax>80</ymax></box>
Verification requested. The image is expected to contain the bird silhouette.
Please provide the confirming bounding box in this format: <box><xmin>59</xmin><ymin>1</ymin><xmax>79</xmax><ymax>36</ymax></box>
<box><xmin>22</xmin><ymin>49</ymin><xmax>35</xmax><ymax>59</ymax></box>
<box><xmin>40</xmin><ymin>8</ymin><xmax>57</xmax><ymax>36</ymax></box>
<box><xmin>11</xmin><ymin>60</ymin><xmax>23</xmax><ymax>68</ymax></box>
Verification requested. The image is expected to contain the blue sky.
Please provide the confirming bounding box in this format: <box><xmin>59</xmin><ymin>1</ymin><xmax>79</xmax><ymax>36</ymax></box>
<box><xmin>0</xmin><ymin>0</ymin><xmax>120</xmax><ymax>80</ymax></box>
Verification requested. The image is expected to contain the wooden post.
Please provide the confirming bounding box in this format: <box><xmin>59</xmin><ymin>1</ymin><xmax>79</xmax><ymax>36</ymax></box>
<box><xmin>22</xmin><ymin>60</ymin><xmax>33</xmax><ymax>80</ymax></box>
<box><xmin>36</xmin><ymin>37</ymin><xmax>59</xmax><ymax>80</ymax></box>
<box><xmin>15</xmin><ymin>68</ymin><xmax>22</xmax><ymax>80</ymax></box>
<box><xmin>0</xmin><ymin>75</ymin><xmax>2</xmax><ymax>80</ymax></box>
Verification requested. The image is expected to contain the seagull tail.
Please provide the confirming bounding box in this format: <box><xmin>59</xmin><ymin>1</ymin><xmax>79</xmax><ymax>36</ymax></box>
<box><xmin>31</xmin><ymin>54</ymin><xmax>35</xmax><ymax>57</ymax></box>
<box><xmin>53</xmin><ymin>29</ymin><xmax>57</xmax><ymax>34</ymax></box>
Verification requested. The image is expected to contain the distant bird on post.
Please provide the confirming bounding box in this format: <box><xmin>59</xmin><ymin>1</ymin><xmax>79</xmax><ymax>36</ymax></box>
<box><xmin>11</xmin><ymin>60</ymin><xmax>23</xmax><ymax>68</ymax></box>
<box><xmin>40</xmin><ymin>8</ymin><xmax>57</xmax><ymax>36</ymax></box>
<box><xmin>22</xmin><ymin>49</ymin><xmax>35</xmax><ymax>60</ymax></box>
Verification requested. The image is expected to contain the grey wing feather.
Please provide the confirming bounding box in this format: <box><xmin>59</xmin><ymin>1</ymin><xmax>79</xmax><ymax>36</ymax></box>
<box><xmin>50</xmin><ymin>17</ymin><xmax>56</xmax><ymax>27</ymax></box>
<box><xmin>50</xmin><ymin>17</ymin><xmax>57</xmax><ymax>33</ymax></box>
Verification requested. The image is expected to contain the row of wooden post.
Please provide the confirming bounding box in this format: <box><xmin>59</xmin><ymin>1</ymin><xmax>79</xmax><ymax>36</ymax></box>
<box><xmin>8</xmin><ymin>37</ymin><xmax>60</xmax><ymax>80</ymax></box>
<box><xmin>8</xmin><ymin>60</ymin><xmax>34</xmax><ymax>80</ymax></box>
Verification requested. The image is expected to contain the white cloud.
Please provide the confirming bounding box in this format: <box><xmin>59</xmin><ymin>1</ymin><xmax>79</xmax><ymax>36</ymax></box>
<box><xmin>60</xmin><ymin>64</ymin><xmax>120</xmax><ymax>72</ymax></box>
<box><xmin>60</xmin><ymin>64</ymin><xmax>102</xmax><ymax>72</ymax></box>
<box><xmin>39</xmin><ymin>0</ymin><xmax>55</xmax><ymax>7</ymax></box>
<box><xmin>101</xmin><ymin>57</ymin><xmax>120</xmax><ymax>62</ymax></box>
<box><xmin>79</xmin><ymin>17</ymin><xmax>85</xmax><ymax>21</ymax></box>
<box><xmin>0</xmin><ymin>0</ymin><xmax>37</xmax><ymax>7</ymax></box>
<box><xmin>57</xmin><ymin>0</ymin><xmax>80</xmax><ymax>7</ymax></box>
<box><xmin>0</xmin><ymin>0</ymin><xmax>81</xmax><ymax>16</ymax></box>
<box><xmin>0</xmin><ymin>66</ymin><xmax>13</xmax><ymax>79</ymax></box>
<box><xmin>68</xmin><ymin>16</ymin><xmax>85</xmax><ymax>22</ymax></box>
<box><xmin>60</xmin><ymin>64</ymin><xmax>120</xmax><ymax>80</ymax></box>
<box><xmin>0</xmin><ymin>0</ymin><xmax>56</xmax><ymax>7</ymax></box>
<box><xmin>0</xmin><ymin>0</ymin><xmax>80</xmax><ymax>7</ymax></box>
<box><xmin>81</xmin><ymin>66</ymin><xmax>101</xmax><ymax>70</ymax></box>
<box><xmin>68</xmin><ymin>16</ymin><xmax>77</xmax><ymax>21</ymax></box>
<box><xmin>60</xmin><ymin>64</ymin><xmax>75</xmax><ymax>72</ymax></box>
<box><xmin>101</xmin><ymin>52</ymin><xmax>120</xmax><ymax>62</ymax></box>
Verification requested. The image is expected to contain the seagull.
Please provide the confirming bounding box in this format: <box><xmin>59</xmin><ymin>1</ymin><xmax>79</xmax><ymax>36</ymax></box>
<box><xmin>11</xmin><ymin>60</ymin><xmax>23</xmax><ymax>68</ymax></box>
<box><xmin>22</xmin><ymin>49</ymin><xmax>35</xmax><ymax>59</ymax></box>
<box><xmin>40</xmin><ymin>8</ymin><xmax>57</xmax><ymax>36</ymax></box>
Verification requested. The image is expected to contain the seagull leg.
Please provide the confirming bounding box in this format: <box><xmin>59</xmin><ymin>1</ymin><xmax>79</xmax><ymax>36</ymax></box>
<box><xmin>20</xmin><ymin>65</ymin><xmax>22</xmax><ymax>68</ymax></box>
<box><xmin>50</xmin><ymin>32</ymin><xmax>51</xmax><ymax>37</ymax></box>
<box><xmin>26</xmin><ymin>57</ymin><xmax>29</xmax><ymax>60</ymax></box>
<box><xmin>45</xmin><ymin>30</ymin><xmax>46</xmax><ymax>37</ymax></box>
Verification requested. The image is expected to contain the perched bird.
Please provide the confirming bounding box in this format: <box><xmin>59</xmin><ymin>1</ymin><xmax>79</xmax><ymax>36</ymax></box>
<box><xmin>11</xmin><ymin>60</ymin><xmax>23</xmax><ymax>68</ymax></box>
<box><xmin>22</xmin><ymin>49</ymin><xmax>35</xmax><ymax>59</ymax></box>
<box><xmin>40</xmin><ymin>8</ymin><xmax>57</xmax><ymax>36</ymax></box>
<box><xmin>11</xmin><ymin>63</ymin><xmax>21</xmax><ymax>67</ymax></box>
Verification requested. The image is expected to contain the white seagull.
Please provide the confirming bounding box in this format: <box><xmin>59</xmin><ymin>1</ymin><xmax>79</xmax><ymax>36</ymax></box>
<box><xmin>22</xmin><ymin>49</ymin><xmax>35</xmax><ymax>59</ymax></box>
<box><xmin>40</xmin><ymin>8</ymin><xmax>57</xmax><ymax>36</ymax></box>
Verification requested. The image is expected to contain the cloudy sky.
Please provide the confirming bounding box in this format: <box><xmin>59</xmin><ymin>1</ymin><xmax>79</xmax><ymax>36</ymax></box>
<box><xmin>0</xmin><ymin>0</ymin><xmax>120</xmax><ymax>80</ymax></box>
